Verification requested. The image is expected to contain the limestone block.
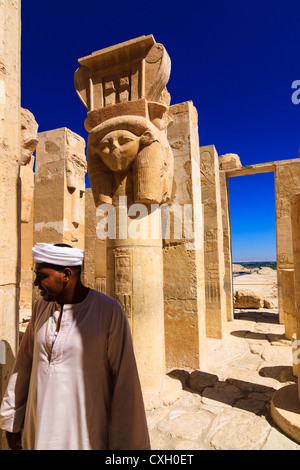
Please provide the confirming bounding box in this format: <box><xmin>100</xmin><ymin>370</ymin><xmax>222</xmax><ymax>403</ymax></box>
<box><xmin>275</xmin><ymin>162</ymin><xmax>300</xmax><ymax>282</ymax></box>
<box><xmin>219</xmin><ymin>172</ymin><xmax>234</xmax><ymax>321</ymax></box>
<box><xmin>280</xmin><ymin>269</ymin><xmax>296</xmax><ymax>339</ymax></box>
<box><xmin>200</xmin><ymin>145</ymin><xmax>227</xmax><ymax>339</ymax></box>
<box><xmin>219</xmin><ymin>153</ymin><xmax>242</xmax><ymax>170</ymax></box>
<box><xmin>20</xmin><ymin>108</ymin><xmax>38</xmax><ymax>166</ymax></box>
<box><xmin>75</xmin><ymin>35</ymin><xmax>172</xmax><ymax>138</ymax></box>
<box><xmin>34</xmin><ymin>127</ymin><xmax>87</xmax><ymax>248</ymax></box>
<box><xmin>0</xmin><ymin>1</ymin><xmax>21</xmax><ymax>449</ymax></box>
<box><xmin>291</xmin><ymin>192</ymin><xmax>300</xmax><ymax>393</ymax></box>
<box><xmin>164</xmin><ymin>101</ymin><xmax>206</xmax><ymax>371</ymax></box>
<box><xmin>20</xmin><ymin>165</ymin><xmax>34</xmax><ymax>223</ymax></box>
<box><xmin>206</xmin><ymin>408</ymin><xmax>271</xmax><ymax>450</ymax></box>
<box><xmin>75</xmin><ymin>35</ymin><xmax>170</xmax><ymax>111</ymax></box>
<box><xmin>84</xmin><ymin>188</ymin><xmax>106</xmax><ymax>290</ymax></box>
<box><xmin>233</xmin><ymin>290</ymin><xmax>264</xmax><ymax>309</ymax></box>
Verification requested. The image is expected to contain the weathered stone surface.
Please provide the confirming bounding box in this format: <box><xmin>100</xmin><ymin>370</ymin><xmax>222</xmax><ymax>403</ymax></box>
<box><xmin>19</xmin><ymin>108</ymin><xmax>38</xmax><ymax>317</ymax></box>
<box><xmin>202</xmin><ymin>382</ymin><xmax>244</xmax><ymax>406</ymax></box>
<box><xmin>275</xmin><ymin>161</ymin><xmax>300</xmax><ymax>329</ymax></box>
<box><xmin>164</xmin><ymin>101</ymin><xmax>206</xmax><ymax>371</ymax></box>
<box><xmin>0</xmin><ymin>0</ymin><xmax>21</xmax><ymax>449</ymax></box>
<box><xmin>261</xmin><ymin>344</ymin><xmax>293</xmax><ymax>363</ymax></box>
<box><xmin>75</xmin><ymin>35</ymin><xmax>170</xmax><ymax>116</ymax></box>
<box><xmin>291</xmin><ymin>192</ymin><xmax>300</xmax><ymax>396</ymax></box>
<box><xmin>84</xmin><ymin>188</ymin><xmax>106</xmax><ymax>292</ymax></box>
<box><xmin>262</xmin><ymin>427</ymin><xmax>300</xmax><ymax>450</ymax></box>
<box><xmin>20</xmin><ymin>108</ymin><xmax>38</xmax><ymax>166</ymax></box>
<box><xmin>219</xmin><ymin>153</ymin><xmax>242</xmax><ymax>170</ymax></box>
<box><xmin>206</xmin><ymin>408</ymin><xmax>271</xmax><ymax>450</ymax></box>
<box><xmin>78</xmin><ymin>37</ymin><xmax>176</xmax><ymax>399</ymax></box>
<box><xmin>189</xmin><ymin>370</ymin><xmax>219</xmax><ymax>392</ymax></box>
<box><xmin>157</xmin><ymin>409</ymin><xmax>212</xmax><ymax>441</ymax></box>
<box><xmin>200</xmin><ymin>145</ymin><xmax>227</xmax><ymax>339</ymax></box>
<box><xmin>34</xmin><ymin>127</ymin><xmax>87</xmax><ymax>248</ymax></box>
<box><xmin>234</xmin><ymin>289</ymin><xmax>264</xmax><ymax>309</ymax></box>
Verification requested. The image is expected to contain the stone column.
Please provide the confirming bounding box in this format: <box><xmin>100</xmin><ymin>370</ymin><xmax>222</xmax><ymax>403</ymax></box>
<box><xmin>76</xmin><ymin>36</ymin><xmax>182</xmax><ymax>408</ymax></box>
<box><xmin>270</xmin><ymin>192</ymin><xmax>300</xmax><ymax>443</ymax></box>
<box><xmin>200</xmin><ymin>145</ymin><xmax>227</xmax><ymax>339</ymax></box>
<box><xmin>0</xmin><ymin>0</ymin><xmax>21</xmax><ymax>450</ymax></box>
<box><xmin>163</xmin><ymin>101</ymin><xmax>206</xmax><ymax>370</ymax></box>
<box><xmin>34</xmin><ymin>127</ymin><xmax>87</xmax><ymax>249</ymax></box>
<box><xmin>84</xmin><ymin>188</ymin><xmax>106</xmax><ymax>292</ymax></box>
<box><xmin>275</xmin><ymin>161</ymin><xmax>300</xmax><ymax>338</ymax></box>
<box><xmin>291</xmin><ymin>193</ymin><xmax>300</xmax><ymax>391</ymax></box>
<box><xmin>19</xmin><ymin>108</ymin><xmax>38</xmax><ymax>326</ymax></box>
<box><xmin>219</xmin><ymin>154</ymin><xmax>242</xmax><ymax>323</ymax></box>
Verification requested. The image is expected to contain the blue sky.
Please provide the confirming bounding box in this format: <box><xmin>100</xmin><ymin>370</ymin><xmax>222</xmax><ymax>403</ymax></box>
<box><xmin>21</xmin><ymin>0</ymin><xmax>300</xmax><ymax>261</ymax></box>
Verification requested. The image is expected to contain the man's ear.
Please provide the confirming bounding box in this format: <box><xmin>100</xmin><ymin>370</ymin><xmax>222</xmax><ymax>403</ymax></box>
<box><xmin>62</xmin><ymin>268</ymin><xmax>72</xmax><ymax>282</ymax></box>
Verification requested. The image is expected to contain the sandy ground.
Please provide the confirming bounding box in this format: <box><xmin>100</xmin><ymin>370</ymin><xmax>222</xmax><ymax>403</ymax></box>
<box><xmin>233</xmin><ymin>267</ymin><xmax>278</xmax><ymax>307</ymax></box>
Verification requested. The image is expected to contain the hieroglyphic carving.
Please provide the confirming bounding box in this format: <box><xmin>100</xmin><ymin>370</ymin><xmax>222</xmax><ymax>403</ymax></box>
<box><xmin>276</xmin><ymin>198</ymin><xmax>291</xmax><ymax>218</ymax></box>
<box><xmin>200</xmin><ymin>149</ymin><xmax>214</xmax><ymax>187</ymax></box>
<box><xmin>204</xmin><ymin>229</ymin><xmax>218</xmax><ymax>252</ymax></box>
<box><xmin>276</xmin><ymin>164</ymin><xmax>300</xmax><ymax>195</ymax></box>
<box><xmin>114</xmin><ymin>249</ymin><xmax>133</xmax><ymax>327</ymax></box>
<box><xmin>205</xmin><ymin>281</ymin><xmax>220</xmax><ymax>305</ymax></box>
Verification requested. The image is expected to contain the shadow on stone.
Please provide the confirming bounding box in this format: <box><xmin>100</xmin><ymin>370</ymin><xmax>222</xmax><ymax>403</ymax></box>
<box><xmin>168</xmin><ymin>369</ymin><xmax>277</xmax><ymax>419</ymax></box>
<box><xmin>259</xmin><ymin>365</ymin><xmax>296</xmax><ymax>383</ymax></box>
<box><xmin>234</xmin><ymin>310</ymin><xmax>279</xmax><ymax>324</ymax></box>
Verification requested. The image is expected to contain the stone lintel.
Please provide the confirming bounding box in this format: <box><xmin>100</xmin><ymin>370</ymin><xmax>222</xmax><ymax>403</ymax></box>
<box><xmin>222</xmin><ymin>158</ymin><xmax>300</xmax><ymax>178</ymax></box>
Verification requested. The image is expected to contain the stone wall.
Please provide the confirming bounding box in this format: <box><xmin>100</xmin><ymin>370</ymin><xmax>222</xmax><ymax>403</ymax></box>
<box><xmin>0</xmin><ymin>0</ymin><xmax>21</xmax><ymax>450</ymax></box>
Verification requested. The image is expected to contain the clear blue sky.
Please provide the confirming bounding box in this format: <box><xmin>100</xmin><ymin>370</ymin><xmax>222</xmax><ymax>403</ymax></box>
<box><xmin>21</xmin><ymin>0</ymin><xmax>300</xmax><ymax>261</ymax></box>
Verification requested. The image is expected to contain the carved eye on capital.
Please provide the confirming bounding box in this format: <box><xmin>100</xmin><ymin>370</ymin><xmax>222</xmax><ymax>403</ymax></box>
<box><xmin>87</xmin><ymin>115</ymin><xmax>174</xmax><ymax>205</ymax></box>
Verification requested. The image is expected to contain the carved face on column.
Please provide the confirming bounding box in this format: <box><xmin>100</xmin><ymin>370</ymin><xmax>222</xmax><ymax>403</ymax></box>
<box><xmin>65</xmin><ymin>153</ymin><xmax>87</xmax><ymax>241</ymax></box>
<box><xmin>97</xmin><ymin>130</ymin><xmax>140</xmax><ymax>172</ymax></box>
<box><xmin>21</xmin><ymin>108</ymin><xmax>39</xmax><ymax>166</ymax></box>
<box><xmin>87</xmin><ymin>115</ymin><xmax>174</xmax><ymax>206</ymax></box>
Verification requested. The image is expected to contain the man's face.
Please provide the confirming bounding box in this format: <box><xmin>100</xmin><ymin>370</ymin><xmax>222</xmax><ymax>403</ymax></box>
<box><xmin>34</xmin><ymin>264</ymin><xmax>65</xmax><ymax>302</ymax></box>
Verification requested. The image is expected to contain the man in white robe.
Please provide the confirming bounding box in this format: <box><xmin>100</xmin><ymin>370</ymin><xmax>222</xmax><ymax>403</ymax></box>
<box><xmin>0</xmin><ymin>243</ymin><xmax>150</xmax><ymax>450</ymax></box>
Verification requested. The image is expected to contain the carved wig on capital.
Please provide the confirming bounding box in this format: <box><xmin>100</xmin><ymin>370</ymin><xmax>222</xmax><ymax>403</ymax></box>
<box><xmin>87</xmin><ymin>115</ymin><xmax>173</xmax><ymax>206</ymax></box>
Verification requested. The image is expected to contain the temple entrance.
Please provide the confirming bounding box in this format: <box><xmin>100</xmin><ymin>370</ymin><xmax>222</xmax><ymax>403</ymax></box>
<box><xmin>228</xmin><ymin>172</ymin><xmax>278</xmax><ymax>320</ymax></box>
<box><xmin>222</xmin><ymin>157</ymin><xmax>300</xmax><ymax>341</ymax></box>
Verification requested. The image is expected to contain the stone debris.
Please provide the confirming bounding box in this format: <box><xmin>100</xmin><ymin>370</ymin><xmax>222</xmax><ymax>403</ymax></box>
<box><xmin>146</xmin><ymin>311</ymin><xmax>300</xmax><ymax>450</ymax></box>
<box><xmin>234</xmin><ymin>289</ymin><xmax>264</xmax><ymax>309</ymax></box>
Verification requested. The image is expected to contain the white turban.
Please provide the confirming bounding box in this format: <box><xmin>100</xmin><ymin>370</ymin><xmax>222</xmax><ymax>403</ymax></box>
<box><xmin>32</xmin><ymin>243</ymin><xmax>84</xmax><ymax>266</ymax></box>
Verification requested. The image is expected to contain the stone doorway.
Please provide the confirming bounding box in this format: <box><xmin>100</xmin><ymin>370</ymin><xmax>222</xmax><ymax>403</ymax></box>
<box><xmin>221</xmin><ymin>157</ymin><xmax>300</xmax><ymax>340</ymax></box>
<box><xmin>228</xmin><ymin>172</ymin><xmax>278</xmax><ymax>320</ymax></box>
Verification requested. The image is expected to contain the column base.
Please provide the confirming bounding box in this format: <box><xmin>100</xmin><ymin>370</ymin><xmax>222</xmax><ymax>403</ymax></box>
<box><xmin>143</xmin><ymin>375</ymin><xmax>183</xmax><ymax>411</ymax></box>
<box><xmin>271</xmin><ymin>383</ymin><xmax>300</xmax><ymax>443</ymax></box>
